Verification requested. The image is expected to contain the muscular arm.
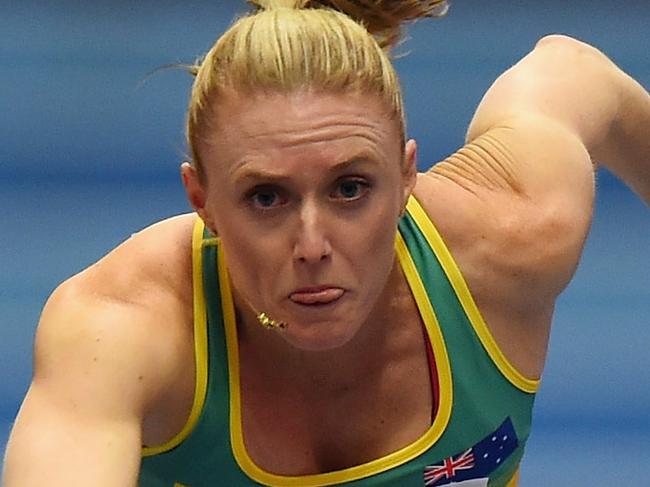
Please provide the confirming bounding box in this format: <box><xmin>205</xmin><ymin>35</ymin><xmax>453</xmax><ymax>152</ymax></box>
<box><xmin>416</xmin><ymin>35</ymin><xmax>649</xmax><ymax>376</ymax></box>
<box><xmin>465</xmin><ymin>34</ymin><xmax>650</xmax><ymax>203</ymax></box>
<box><xmin>2</xmin><ymin>275</ymin><xmax>186</xmax><ymax>486</ymax></box>
<box><xmin>426</xmin><ymin>34</ymin><xmax>650</xmax><ymax>303</ymax></box>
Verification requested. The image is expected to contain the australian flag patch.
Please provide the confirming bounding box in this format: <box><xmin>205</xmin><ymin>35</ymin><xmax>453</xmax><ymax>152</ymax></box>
<box><xmin>423</xmin><ymin>418</ymin><xmax>519</xmax><ymax>486</ymax></box>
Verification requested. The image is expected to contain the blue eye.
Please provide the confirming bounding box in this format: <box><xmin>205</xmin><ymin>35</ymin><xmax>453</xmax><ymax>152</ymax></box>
<box><xmin>254</xmin><ymin>190</ymin><xmax>278</xmax><ymax>208</ymax></box>
<box><xmin>247</xmin><ymin>186</ymin><xmax>286</xmax><ymax>210</ymax></box>
<box><xmin>333</xmin><ymin>178</ymin><xmax>370</xmax><ymax>201</ymax></box>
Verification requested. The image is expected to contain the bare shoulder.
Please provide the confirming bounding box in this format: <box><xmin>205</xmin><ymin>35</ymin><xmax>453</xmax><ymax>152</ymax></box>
<box><xmin>83</xmin><ymin>212</ymin><xmax>197</xmax><ymax>305</ymax></box>
<box><xmin>33</xmin><ymin>212</ymin><xmax>198</xmax><ymax>416</ymax></box>
<box><xmin>412</xmin><ymin>119</ymin><xmax>597</xmax><ymax>376</ymax></box>
<box><xmin>416</xmin><ymin>115</ymin><xmax>596</xmax><ymax>315</ymax></box>
<box><xmin>3</xmin><ymin>214</ymin><xmax>198</xmax><ymax>485</ymax></box>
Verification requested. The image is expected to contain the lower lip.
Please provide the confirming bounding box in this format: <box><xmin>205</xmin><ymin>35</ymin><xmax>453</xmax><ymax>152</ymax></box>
<box><xmin>289</xmin><ymin>288</ymin><xmax>345</xmax><ymax>306</ymax></box>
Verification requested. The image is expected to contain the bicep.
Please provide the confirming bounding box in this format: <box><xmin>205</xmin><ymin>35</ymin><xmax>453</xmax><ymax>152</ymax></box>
<box><xmin>443</xmin><ymin>36</ymin><xmax>604</xmax><ymax>208</ymax></box>
<box><xmin>3</xmin><ymin>283</ymin><xmax>167</xmax><ymax>487</ymax></box>
<box><xmin>433</xmin><ymin>114</ymin><xmax>594</xmax><ymax>209</ymax></box>
<box><xmin>414</xmin><ymin>36</ymin><xmax>622</xmax><ymax>361</ymax></box>
<box><xmin>423</xmin><ymin>115</ymin><xmax>595</xmax><ymax>313</ymax></box>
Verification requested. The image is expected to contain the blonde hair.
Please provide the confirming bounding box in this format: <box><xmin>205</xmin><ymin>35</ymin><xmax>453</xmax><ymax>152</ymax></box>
<box><xmin>187</xmin><ymin>0</ymin><xmax>448</xmax><ymax>179</ymax></box>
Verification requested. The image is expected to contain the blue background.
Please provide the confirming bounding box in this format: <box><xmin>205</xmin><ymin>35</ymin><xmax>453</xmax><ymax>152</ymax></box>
<box><xmin>1</xmin><ymin>1</ymin><xmax>649</xmax><ymax>484</ymax></box>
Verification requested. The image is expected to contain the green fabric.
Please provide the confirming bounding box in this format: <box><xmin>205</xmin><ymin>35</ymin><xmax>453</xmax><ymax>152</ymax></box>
<box><xmin>139</xmin><ymin>210</ymin><xmax>535</xmax><ymax>486</ymax></box>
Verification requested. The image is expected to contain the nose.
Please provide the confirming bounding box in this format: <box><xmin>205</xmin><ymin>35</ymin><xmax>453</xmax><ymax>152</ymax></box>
<box><xmin>292</xmin><ymin>202</ymin><xmax>332</xmax><ymax>264</ymax></box>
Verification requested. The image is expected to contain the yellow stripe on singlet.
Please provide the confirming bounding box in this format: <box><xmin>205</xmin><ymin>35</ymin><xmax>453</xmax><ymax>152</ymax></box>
<box><xmin>507</xmin><ymin>469</ymin><xmax>520</xmax><ymax>486</ymax></box>
<box><xmin>405</xmin><ymin>196</ymin><xmax>539</xmax><ymax>393</ymax></box>
<box><xmin>142</xmin><ymin>218</ymin><xmax>210</xmax><ymax>456</ymax></box>
<box><xmin>223</xmin><ymin>232</ymin><xmax>454</xmax><ymax>486</ymax></box>
<box><xmin>170</xmin><ymin>473</ymin><xmax>518</xmax><ymax>487</ymax></box>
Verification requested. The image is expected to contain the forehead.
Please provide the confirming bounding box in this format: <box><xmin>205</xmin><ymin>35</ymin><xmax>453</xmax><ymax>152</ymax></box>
<box><xmin>200</xmin><ymin>89</ymin><xmax>402</xmax><ymax>174</ymax></box>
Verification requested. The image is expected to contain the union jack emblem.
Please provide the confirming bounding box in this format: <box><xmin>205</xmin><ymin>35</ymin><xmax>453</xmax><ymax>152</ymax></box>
<box><xmin>424</xmin><ymin>448</ymin><xmax>475</xmax><ymax>485</ymax></box>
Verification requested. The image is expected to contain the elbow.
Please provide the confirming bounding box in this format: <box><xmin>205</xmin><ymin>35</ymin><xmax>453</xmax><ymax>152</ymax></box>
<box><xmin>535</xmin><ymin>34</ymin><xmax>586</xmax><ymax>50</ymax></box>
<box><xmin>533</xmin><ymin>34</ymin><xmax>611</xmax><ymax>68</ymax></box>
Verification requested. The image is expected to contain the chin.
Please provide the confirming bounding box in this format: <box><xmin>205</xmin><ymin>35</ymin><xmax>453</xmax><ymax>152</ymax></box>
<box><xmin>280</xmin><ymin>319</ymin><xmax>361</xmax><ymax>352</ymax></box>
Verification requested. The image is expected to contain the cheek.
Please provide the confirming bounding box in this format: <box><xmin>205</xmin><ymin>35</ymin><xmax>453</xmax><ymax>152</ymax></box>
<box><xmin>222</xmin><ymin>234</ymin><xmax>271</xmax><ymax>274</ymax></box>
<box><xmin>218</xmin><ymin>220</ymin><xmax>287</xmax><ymax>297</ymax></box>
<box><xmin>340</xmin><ymin>204</ymin><xmax>399</xmax><ymax>283</ymax></box>
<box><xmin>206</xmin><ymin>193</ymin><xmax>290</xmax><ymax>302</ymax></box>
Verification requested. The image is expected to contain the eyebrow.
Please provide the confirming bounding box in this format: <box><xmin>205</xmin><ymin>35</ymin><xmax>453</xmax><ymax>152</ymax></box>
<box><xmin>231</xmin><ymin>156</ymin><xmax>379</xmax><ymax>184</ymax></box>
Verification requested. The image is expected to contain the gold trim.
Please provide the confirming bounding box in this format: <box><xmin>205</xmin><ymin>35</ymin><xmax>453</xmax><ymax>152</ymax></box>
<box><xmin>203</xmin><ymin>236</ymin><xmax>219</xmax><ymax>247</ymax></box>
<box><xmin>506</xmin><ymin>469</ymin><xmax>520</xmax><ymax>487</ymax></box>
<box><xmin>142</xmin><ymin>217</ymin><xmax>210</xmax><ymax>456</ymax></box>
<box><xmin>219</xmin><ymin>234</ymin><xmax>453</xmax><ymax>486</ymax></box>
<box><xmin>405</xmin><ymin>196</ymin><xmax>539</xmax><ymax>393</ymax></box>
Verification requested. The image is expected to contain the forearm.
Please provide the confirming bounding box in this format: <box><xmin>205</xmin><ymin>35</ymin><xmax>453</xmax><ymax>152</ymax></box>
<box><xmin>593</xmin><ymin>70</ymin><xmax>650</xmax><ymax>204</ymax></box>
<box><xmin>3</xmin><ymin>395</ymin><xmax>142</xmax><ymax>487</ymax></box>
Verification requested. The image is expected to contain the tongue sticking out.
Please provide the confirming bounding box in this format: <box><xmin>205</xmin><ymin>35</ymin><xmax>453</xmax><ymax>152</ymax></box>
<box><xmin>290</xmin><ymin>288</ymin><xmax>344</xmax><ymax>305</ymax></box>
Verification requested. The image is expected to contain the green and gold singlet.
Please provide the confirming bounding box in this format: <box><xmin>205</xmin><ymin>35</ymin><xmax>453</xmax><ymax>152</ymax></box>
<box><xmin>139</xmin><ymin>196</ymin><xmax>539</xmax><ymax>486</ymax></box>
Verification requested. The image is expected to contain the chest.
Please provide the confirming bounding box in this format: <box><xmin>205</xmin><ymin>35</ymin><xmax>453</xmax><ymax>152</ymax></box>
<box><xmin>239</xmin><ymin>337</ymin><xmax>434</xmax><ymax>475</ymax></box>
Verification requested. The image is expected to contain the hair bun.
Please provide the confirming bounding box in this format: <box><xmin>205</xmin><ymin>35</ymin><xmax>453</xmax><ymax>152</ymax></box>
<box><xmin>317</xmin><ymin>0</ymin><xmax>449</xmax><ymax>50</ymax></box>
<box><xmin>247</xmin><ymin>1</ymin><xmax>449</xmax><ymax>50</ymax></box>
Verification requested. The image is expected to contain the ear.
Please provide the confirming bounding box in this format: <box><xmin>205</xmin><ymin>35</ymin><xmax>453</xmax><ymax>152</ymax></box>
<box><xmin>180</xmin><ymin>162</ymin><xmax>217</xmax><ymax>233</ymax></box>
<box><xmin>401</xmin><ymin>139</ymin><xmax>418</xmax><ymax>211</ymax></box>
